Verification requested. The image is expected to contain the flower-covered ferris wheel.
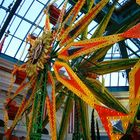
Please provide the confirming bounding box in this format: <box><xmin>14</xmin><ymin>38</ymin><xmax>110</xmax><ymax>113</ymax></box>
<box><xmin>4</xmin><ymin>0</ymin><xmax>140</xmax><ymax>140</ymax></box>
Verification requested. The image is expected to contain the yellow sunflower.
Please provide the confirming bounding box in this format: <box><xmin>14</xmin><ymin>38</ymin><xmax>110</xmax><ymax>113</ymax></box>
<box><xmin>26</xmin><ymin>31</ymin><xmax>52</xmax><ymax>77</ymax></box>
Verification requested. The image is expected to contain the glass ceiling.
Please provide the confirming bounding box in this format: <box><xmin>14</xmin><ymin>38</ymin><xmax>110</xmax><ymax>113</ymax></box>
<box><xmin>0</xmin><ymin>0</ymin><xmax>140</xmax><ymax>87</ymax></box>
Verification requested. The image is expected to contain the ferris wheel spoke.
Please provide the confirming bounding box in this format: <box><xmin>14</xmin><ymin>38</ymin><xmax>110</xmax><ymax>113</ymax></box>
<box><xmin>95</xmin><ymin>104</ymin><xmax>130</xmax><ymax>140</ymax></box>
<box><xmin>58</xmin><ymin>34</ymin><xmax>124</xmax><ymax>60</ymax></box>
<box><xmin>53</xmin><ymin>61</ymin><xmax>99</xmax><ymax>108</ymax></box>
<box><xmin>59</xmin><ymin>0</ymin><xmax>109</xmax><ymax>47</ymax></box>
<box><xmin>46</xmin><ymin>71</ymin><xmax>57</xmax><ymax>140</ymax></box>
<box><xmin>129</xmin><ymin>60</ymin><xmax>140</xmax><ymax>124</ymax></box>
<box><xmin>5</xmin><ymin>92</ymin><xmax>34</xmax><ymax>139</ymax></box>
<box><xmin>59</xmin><ymin>23</ymin><xmax>140</xmax><ymax>61</ymax></box>
<box><xmin>58</xmin><ymin>0</ymin><xmax>86</xmax><ymax>41</ymax></box>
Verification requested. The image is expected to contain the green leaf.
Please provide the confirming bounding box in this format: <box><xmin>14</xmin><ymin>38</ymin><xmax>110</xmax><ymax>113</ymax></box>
<box><xmin>79</xmin><ymin>99</ymin><xmax>91</xmax><ymax>140</ymax></box>
<box><xmin>84</xmin><ymin>78</ymin><xmax>128</xmax><ymax>114</ymax></box>
<box><xmin>58</xmin><ymin>94</ymin><xmax>73</xmax><ymax>140</ymax></box>
<box><xmin>43</xmin><ymin>92</ymin><xmax>65</xmax><ymax>128</ymax></box>
<box><xmin>82</xmin><ymin>58</ymin><xmax>139</xmax><ymax>75</ymax></box>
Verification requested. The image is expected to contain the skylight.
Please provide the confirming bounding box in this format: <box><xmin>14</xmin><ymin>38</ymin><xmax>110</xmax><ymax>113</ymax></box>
<box><xmin>0</xmin><ymin>0</ymin><xmax>139</xmax><ymax>88</ymax></box>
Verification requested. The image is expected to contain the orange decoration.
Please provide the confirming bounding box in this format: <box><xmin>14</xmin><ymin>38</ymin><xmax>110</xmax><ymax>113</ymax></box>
<box><xmin>121</xmin><ymin>23</ymin><xmax>140</xmax><ymax>39</ymax></box>
<box><xmin>95</xmin><ymin>104</ymin><xmax>129</xmax><ymax>140</ymax></box>
<box><xmin>54</xmin><ymin>61</ymin><xmax>98</xmax><ymax>107</ymax></box>
<box><xmin>46</xmin><ymin>72</ymin><xmax>57</xmax><ymax>140</ymax></box>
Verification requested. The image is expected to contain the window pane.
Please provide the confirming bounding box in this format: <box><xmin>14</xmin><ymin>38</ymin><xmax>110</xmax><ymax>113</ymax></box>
<box><xmin>25</xmin><ymin>1</ymin><xmax>44</xmax><ymax>22</ymax></box>
<box><xmin>2</xmin><ymin>0</ymin><xmax>12</xmax><ymax>8</ymax></box>
<box><xmin>5</xmin><ymin>38</ymin><xmax>22</xmax><ymax>57</ymax></box>
<box><xmin>15</xmin><ymin>43</ymin><xmax>30</xmax><ymax>61</ymax></box>
<box><xmin>110</xmin><ymin>72</ymin><xmax>118</xmax><ymax>86</ymax></box>
<box><xmin>18</xmin><ymin>0</ymin><xmax>34</xmax><ymax>16</ymax></box>
<box><xmin>15</xmin><ymin>21</ymin><xmax>32</xmax><ymax>39</ymax></box>
<box><xmin>7</xmin><ymin>16</ymin><xmax>22</xmax><ymax>35</ymax></box>
<box><xmin>0</xmin><ymin>9</ymin><xmax>7</xmax><ymax>27</ymax></box>
<box><xmin>126</xmin><ymin>39</ymin><xmax>139</xmax><ymax>51</ymax></box>
<box><xmin>119</xmin><ymin>71</ymin><xmax>126</xmax><ymax>86</ymax></box>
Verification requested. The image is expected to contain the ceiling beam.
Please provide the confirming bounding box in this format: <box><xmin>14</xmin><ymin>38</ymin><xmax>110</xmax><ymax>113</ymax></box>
<box><xmin>119</xmin><ymin>41</ymin><xmax>131</xmax><ymax>80</ymax></box>
<box><xmin>0</xmin><ymin>0</ymin><xmax>23</xmax><ymax>40</ymax></box>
